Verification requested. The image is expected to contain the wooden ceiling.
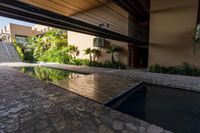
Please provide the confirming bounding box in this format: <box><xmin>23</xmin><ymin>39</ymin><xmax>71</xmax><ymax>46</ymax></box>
<box><xmin>20</xmin><ymin>0</ymin><xmax>109</xmax><ymax>17</ymax></box>
<box><xmin>113</xmin><ymin>0</ymin><xmax>150</xmax><ymax>22</ymax></box>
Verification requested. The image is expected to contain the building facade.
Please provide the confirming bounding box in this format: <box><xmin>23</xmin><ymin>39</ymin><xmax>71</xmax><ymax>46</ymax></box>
<box><xmin>67</xmin><ymin>2</ymin><xmax>130</xmax><ymax>65</ymax></box>
<box><xmin>1</xmin><ymin>0</ymin><xmax>200</xmax><ymax>68</ymax></box>
<box><xmin>0</xmin><ymin>23</ymin><xmax>43</xmax><ymax>44</ymax></box>
<box><xmin>149</xmin><ymin>0</ymin><xmax>200</xmax><ymax>68</ymax></box>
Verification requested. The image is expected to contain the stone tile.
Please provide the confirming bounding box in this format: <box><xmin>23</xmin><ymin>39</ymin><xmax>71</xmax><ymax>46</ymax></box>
<box><xmin>5</xmin><ymin>123</ymin><xmax>18</xmax><ymax>132</ymax></box>
<box><xmin>113</xmin><ymin>121</ymin><xmax>124</xmax><ymax>130</ymax></box>
<box><xmin>42</xmin><ymin>63</ymin><xmax>200</xmax><ymax>92</ymax></box>
<box><xmin>147</xmin><ymin>125</ymin><xmax>164</xmax><ymax>133</ymax></box>
<box><xmin>126</xmin><ymin>123</ymin><xmax>138</xmax><ymax>131</ymax></box>
<box><xmin>98</xmin><ymin>125</ymin><xmax>113</xmax><ymax>133</ymax></box>
<box><xmin>53</xmin><ymin>74</ymin><xmax>141</xmax><ymax>104</ymax></box>
<box><xmin>0</xmin><ymin>66</ymin><xmax>171</xmax><ymax>133</ymax></box>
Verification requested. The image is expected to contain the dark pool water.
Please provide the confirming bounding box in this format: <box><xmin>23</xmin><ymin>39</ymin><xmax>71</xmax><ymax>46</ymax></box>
<box><xmin>106</xmin><ymin>84</ymin><xmax>200</xmax><ymax>133</ymax></box>
<box><xmin>18</xmin><ymin>66</ymin><xmax>85</xmax><ymax>83</ymax></box>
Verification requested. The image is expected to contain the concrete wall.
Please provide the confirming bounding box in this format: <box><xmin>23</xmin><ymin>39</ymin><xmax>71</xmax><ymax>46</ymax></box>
<box><xmin>149</xmin><ymin>0</ymin><xmax>200</xmax><ymax>67</ymax></box>
<box><xmin>0</xmin><ymin>23</ymin><xmax>42</xmax><ymax>42</ymax></box>
<box><xmin>9</xmin><ymin>23</ymin><xmax>33</xmax><ymax>42</ymax></box>
<box><xmin>68</xmin><ymin>2</ymin><xmax>129</xmax><ymax>65</ymax></box>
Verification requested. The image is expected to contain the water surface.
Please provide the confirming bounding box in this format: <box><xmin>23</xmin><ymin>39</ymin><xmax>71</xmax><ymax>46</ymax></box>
<box><xmin>106</xmin><ymin>84</ymin><xmax>200</xmax><ymax>133</ymax></box>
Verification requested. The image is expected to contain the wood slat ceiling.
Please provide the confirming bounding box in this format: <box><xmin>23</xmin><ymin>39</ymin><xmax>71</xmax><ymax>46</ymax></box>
<box><xmin>113</xmin><ymin>0</ymin><xmax>150</xmax><ymax>22</ymax></box>
<box><xmin>19</xmin><ymin>0</ymin><xmax>109</xmax><ymax>17</ymax></box>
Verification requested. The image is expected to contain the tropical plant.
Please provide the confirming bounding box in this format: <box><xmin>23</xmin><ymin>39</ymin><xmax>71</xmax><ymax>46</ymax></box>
<box><xmin>62</xmin><ymin>45</ymin><xmax>79</xmax><ymax>59</ymax></box>
<box><xmin>13</xmin><ymin>40</ymin><xmax>24</xmax><ymax>61</ymax></box>
<box><xmin>91</xmin><ymin>49</ymin><xmax>100</xmax><ymax>61</ymax></box>
<box><xmin>26</xmin><ymin>29</ymin><xmax>69</xmax><ymax>63</ymax></box>
<box><xmin>84</xmin><ymin>48</ymin><xmax>93</xmax><ymax>61</ymax></box>
<box><xmin>84</xmin><ymin>48</ymin><xmax>101</xmax><ymax>61</ymax></box>
<box><xmin>149</xmin><ymin>63</ymin><xmax>200</xmax><ymax>76</ymax></box>
<box><xmin>107</xmin><ymin>44</ymin><xmax>122</xmax><ymax>63</ymax></box>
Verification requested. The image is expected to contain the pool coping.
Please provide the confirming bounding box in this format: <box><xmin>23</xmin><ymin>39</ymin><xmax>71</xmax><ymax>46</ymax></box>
<box><xmin>15</xmin><ymin>66</ymin><xmax>143</xmax><ymax>105</ymax></box>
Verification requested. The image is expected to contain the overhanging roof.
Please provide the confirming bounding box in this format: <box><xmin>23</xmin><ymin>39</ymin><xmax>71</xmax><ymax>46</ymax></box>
<box><xmin>113</xmin><ymin>0</ymin><xmax>150</xmax><ymax>22</ymax></box>
<box><xmin>20</xmin><ymin>0</ymin><xmax>108</xmax><ymax>16</ymax></box>
<box><xmin>0</xmin><ymin>0</ymin><xmax>146</xmax><ymax>44</ymax></box>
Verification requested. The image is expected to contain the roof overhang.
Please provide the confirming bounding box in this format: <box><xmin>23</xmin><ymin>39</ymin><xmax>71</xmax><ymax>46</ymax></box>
<box><xmin>0</xmin><ymin>0</ymin><xmax>146</xmax><ymax>44</ymax></box>
<box><xmin>19</xmin><ymin>0</ymin><xmax>109</xmax><ymax>17</ymax></box>
<box><xmin>113</xmin><ymin>0</ymin><xmax>150</xmax><ymax>22</ymax></box>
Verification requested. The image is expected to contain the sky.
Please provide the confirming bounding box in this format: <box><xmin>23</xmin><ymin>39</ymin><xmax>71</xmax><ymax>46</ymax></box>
<box><xmin>0</xmin><ymin>16</ymin><xmax>35</xmax><ymax>29</ymax></box>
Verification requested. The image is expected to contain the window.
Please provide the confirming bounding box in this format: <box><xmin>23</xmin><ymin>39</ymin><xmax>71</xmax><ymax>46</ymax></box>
<box><xmin>15</xmin><ymin>35</ymin><xmax>28</xmax><ymax>45</ymax></box>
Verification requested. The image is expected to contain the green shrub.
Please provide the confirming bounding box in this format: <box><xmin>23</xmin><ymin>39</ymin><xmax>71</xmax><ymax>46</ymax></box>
<box><xmin>67</xmin><ymin>59</ymin><xmax>127</xmax><ymax>69</ymax></box>
<box><xmin>149</xmin><ymin>63</ymin><xmax>200</xmax><ymax>76</ymax></box>
<box><xmin>102</xmin><ymin>61</ymin><xmax>127</xmax><ymax>69</ymax></box>
<box><xmin>13</xmin><ymin>41</ymin><xmax>24</xmax><ymax>61</ymax></box>
<box><xmin>24</xmin><ymin>49</ymin><xmax>36</xmax><ymax>62</ymax></box>
<box><xmin>37</xmin><ymin>47</ymin><xmax>71</xmax><ymax>64</ymax></box>
<box><xmin>69</xmin><ymin>58</ymin><xmax>83</xmax><ymax>65</ymax></box>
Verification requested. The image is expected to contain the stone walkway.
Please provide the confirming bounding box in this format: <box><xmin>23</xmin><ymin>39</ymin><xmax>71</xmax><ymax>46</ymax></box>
<box><xmin>0</xmin><ymin>66</ymin><xmax>171</xmax><ymax>133</ymax></box>
<box><xmin>53</xmin><ymin>74</ymin><xmax>141</xmax><ymax>104</ymax></box>
<box><xmin>41</xmin><ymin>63</ymin><xmax>200</xmax><ymax>92</ymax></box>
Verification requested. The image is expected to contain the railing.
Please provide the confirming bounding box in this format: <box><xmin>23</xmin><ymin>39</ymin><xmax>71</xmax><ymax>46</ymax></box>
<box><xmin>2</xmin><ymin>41</ymin><xmax>12</xmax><ymax>61</ymax></box>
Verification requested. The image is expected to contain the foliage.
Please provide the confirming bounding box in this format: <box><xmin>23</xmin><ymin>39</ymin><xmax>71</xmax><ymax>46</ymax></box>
<box><xmin>149</xmin><ymin>63</ymin><xmax>200</xmax><ymax>76</ymax></box>
<box><xmin>83</xmin><ymin>48</ymin><xmax>92</xmax><ymax>61</ymax></box>
<box><xmin>26</xmin><ymin>29</ymin><xmax>76</xmax><ymax>63</ymax></box>
<box><xmin>101</xmin><ymin>61</ymin><xmax>127</xmax><ymax>69</ymax></box>
<box><xmin>91</xmin><ymin>49</ymin><xmax>101</xmax><ymax>61</ymax></box>
<box><xmin>69</xmin><ymin>58</ymin><xmax>83</xmax><ymax>65</ymax></box>
<box><xmin>15</xmin><ymin>28</ymin><xmax>127</xmax><ymax>69</ymax></box>
<box><xmin>107</xmin><ymin>44</ymin><xmax>122</xmax><ymax>63</ymax></box>
<box><xmin>13</xmin><ymin>40</ymin><xmax>24</xmax><ymax>61</ymax></box>
<box><xmin>37</xmin><ymin>47</ymin><xmax>71</xmax><ymax>63</ymax></box>
<box><xmin>66</xmin><ymin>59</ymin><xmax>127</xmax><ymax>69</ymax></box>
<box><xmin>24</xmin><ymin>49</ymin><xmax>35</xmax><ymax>62</ymax></box>
<box><xmin>30</xmin><ymin>29</ymin><xmax>68</xmax><ymax>60</ymax></box>
<box><xmin>62</xmin><ymin>45</ymin><xmax>79</xmax><ymax>59</ymax></box>
<box><xmin>84</xmin><ymin>48</ymin><xmax>101</xmax><ymax>61</ymax></box>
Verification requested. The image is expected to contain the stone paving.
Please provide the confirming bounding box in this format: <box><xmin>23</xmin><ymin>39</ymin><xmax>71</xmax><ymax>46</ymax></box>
<box><xmin>53</xmin><ymin>74</ymin><xmax>141</xmax><ymax>104</ymax></box>
<box><xmin>0</xmin><ymin>66</ymin><xmax>171</xmax><ymax>133</ymax></box>
<box><xmin>41</xmin><ymin>63</ymin><xmax>200</xmax><ymax>92</ymax></box>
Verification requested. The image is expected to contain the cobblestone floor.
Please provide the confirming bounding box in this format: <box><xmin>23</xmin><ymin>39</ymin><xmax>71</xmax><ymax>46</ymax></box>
<box><xmin>0</xmin><ymin>66</ymin><xmax>171</xmax><ymax>133</ymax></box>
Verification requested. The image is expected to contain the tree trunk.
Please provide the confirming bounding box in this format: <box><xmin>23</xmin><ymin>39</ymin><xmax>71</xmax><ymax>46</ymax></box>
<box><xmin>111</xmin><ymin>53</ymin><xmax>115</xmax><ymax>63</ymax></box>
<box><xmin>93</xmin><ymin>54</ymin><xmax>95</xmax><ymax>61</ymax></box>
<box><xmin>89</xmin><ymin>54</ymin><xmax>92</xmax><ymax>61</ymax></box>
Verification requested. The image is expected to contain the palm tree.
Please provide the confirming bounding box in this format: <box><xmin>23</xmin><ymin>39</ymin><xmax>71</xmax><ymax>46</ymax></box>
<box><xmin>84</xmin><ymin>48</ymin><xmax>92</xmax><ymax>61</ymax></box>
<box><xmin>63</xmin><ymin>45</ymin><xmax>79</xmax><ymax>59</ymax></box>
<box><xmin>91</xmin><ymin>49</ymin><xmax>101</xmax><ymax>61</ymax></box>
<box><xmin>107</xmin><ymin>44</ymin><xmax>122</xmax><ymax>63</ymax></box>
<box><xmin>84</xmin><ymin>48</ymin><xmax>101</xmax><ymax>61</ymax></box>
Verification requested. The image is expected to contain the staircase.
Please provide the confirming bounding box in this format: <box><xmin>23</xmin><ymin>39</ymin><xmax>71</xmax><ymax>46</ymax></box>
<box><xmin>0</xmin><ymin>41</ymin><xmax>21</xmax><ymax>62</ymax></box>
